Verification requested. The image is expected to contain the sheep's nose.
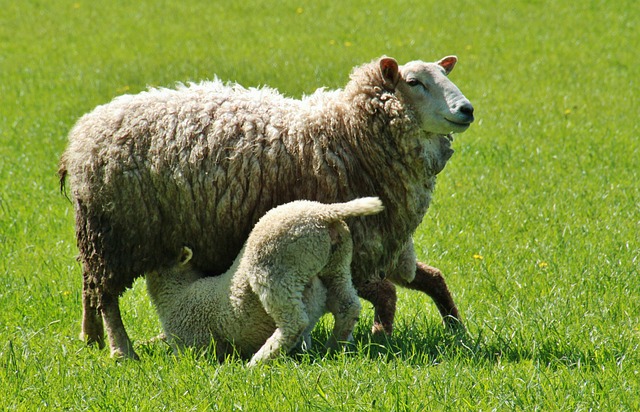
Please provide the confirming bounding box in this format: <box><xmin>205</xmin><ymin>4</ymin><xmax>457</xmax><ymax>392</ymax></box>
<box><xmin>459</xmin><ymin>102</ymin><xmax>474</xmax><ymax>117</ymax></box>
<box><xmin>458</xmin><ymin>101</ymin><xmax>474</xmax><ymax>122</ymax></box>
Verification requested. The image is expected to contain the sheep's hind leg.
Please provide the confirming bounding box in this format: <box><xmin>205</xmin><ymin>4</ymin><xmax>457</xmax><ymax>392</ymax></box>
<box><xmin>80</xmin><ymin>274</ymin><xmax>105</xmax><ymax>348</ymax></box>
<box><xmin>100</xmin><ymin>293</ymin><xmax>139</xmax><ymax>360</ymax></box>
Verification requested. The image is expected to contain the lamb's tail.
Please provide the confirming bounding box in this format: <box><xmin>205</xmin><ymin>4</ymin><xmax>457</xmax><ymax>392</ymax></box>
<box><xmin>321</xmin><ymin>197</ymin><xmax>384</xmax><ymax>221</ymax></box>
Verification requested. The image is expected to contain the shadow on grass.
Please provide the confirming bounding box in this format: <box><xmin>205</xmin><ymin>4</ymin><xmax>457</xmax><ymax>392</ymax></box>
<box><xmin>342</xmin><ymin>320</ymin><xmax>624</xmax><ymax>371</ymax></box>
<box><xmin>132</xmin><ymin>319</ymin><xmax>623</xmax><ymax>370</ymax></box>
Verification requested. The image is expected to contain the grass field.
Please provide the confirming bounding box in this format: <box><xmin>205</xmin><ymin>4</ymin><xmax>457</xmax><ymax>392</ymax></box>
<box><xmin>1</xmin><ymin>0</ymin><xmax>638</xmax><ymax>410</ymax></box>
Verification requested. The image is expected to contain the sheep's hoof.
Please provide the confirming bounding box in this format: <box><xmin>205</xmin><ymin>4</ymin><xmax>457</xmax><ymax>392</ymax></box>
<box><xmin>110</xmin><ymin>346</ymin><xmax>140</xmax><ymax>361</ymax></box>
<box><xmin>443</xmin><ymin>315</ymin><xmax>467</xmax><ymax>335</ymax></box>
<box><xmin>371</xmin><ymin>322</ymin><xmax>393</xmax><ymax>336</ymax></box>
<box><xmin>79</xmin><ymin>331</ymin><xmax>106</xmax><ymax>349</ymax></box>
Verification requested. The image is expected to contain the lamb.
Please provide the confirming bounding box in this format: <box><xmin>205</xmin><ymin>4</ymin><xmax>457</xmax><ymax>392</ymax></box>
<box><xmin>59</xmin><ymin>55</ymin><xmax>474</xmax><ymax>358</ymax></box>
<box><xmin>146</xmin><ymin>197</ymin><xmax>383</xmax><ymax>365</ymax></box>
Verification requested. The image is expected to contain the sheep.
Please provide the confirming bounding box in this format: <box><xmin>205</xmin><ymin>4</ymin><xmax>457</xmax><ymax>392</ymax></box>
<box><xmin>146</xmin><ymin>197</ymin><xmax>383</xmax><ymax>365</ymax></box>
<box><xmin>59</xmin><ymin>55</ymin><xmax>474</xmax><ymax>358</ymax></box>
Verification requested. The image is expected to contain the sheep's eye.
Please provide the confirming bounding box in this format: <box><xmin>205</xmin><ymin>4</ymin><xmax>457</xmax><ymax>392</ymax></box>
<box><xmin>407</xmin><ymin>79</ymin><xmax>426</xmax><ymax>90</ymax></box>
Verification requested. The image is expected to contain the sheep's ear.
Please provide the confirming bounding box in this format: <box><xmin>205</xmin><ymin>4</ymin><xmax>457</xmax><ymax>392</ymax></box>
<box><xmin>437</xmin><ymin>56</ymin><xmax>458</xmax><ymax>75</ymax></box>
<box><xmin>380</xmin><ymin>57</ymin><xmax>399</xmax><ymax>89</ymax></box>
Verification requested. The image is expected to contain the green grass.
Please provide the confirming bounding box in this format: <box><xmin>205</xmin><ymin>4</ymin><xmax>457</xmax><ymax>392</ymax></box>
<box><xmin>1</xmin><ymin>0</ymin><xmax>638</xmax><ymax>410</ymax></box>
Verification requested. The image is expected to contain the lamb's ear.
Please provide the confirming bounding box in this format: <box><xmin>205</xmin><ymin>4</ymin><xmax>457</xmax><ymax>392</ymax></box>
<box><xmin>179</xmin><ymin>246</ymin><xmax>193</xmax><ymax>266</ymax></box>
<box><xmin>380</xmin><ymin>57</ymin><xmax>399</xmax><ymax>90</ymax></box>
<box><xmin>437</xmin><ymin>56</ymin><xmax>458</xmax><ymax>75</ymax></box>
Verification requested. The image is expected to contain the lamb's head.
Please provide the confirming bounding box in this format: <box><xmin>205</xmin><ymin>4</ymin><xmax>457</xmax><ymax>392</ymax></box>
<box><xmin>381</xmin><ymin>56</ymin><xmax>474</xmax><ymax>135</ymax></box>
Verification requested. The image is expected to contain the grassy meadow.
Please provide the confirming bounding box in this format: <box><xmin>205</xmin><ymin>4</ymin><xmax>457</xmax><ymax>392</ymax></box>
<box><xmin>1</xmin><ymin>0</ymin><xmax>638</xmax><ymax>410</ymax></box>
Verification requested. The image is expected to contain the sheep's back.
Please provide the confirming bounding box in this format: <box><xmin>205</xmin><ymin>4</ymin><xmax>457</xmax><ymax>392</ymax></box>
<box><xmin>65</xmin><ymin>84</ymin><xmax>304</xmax><ymax>280</ymax></box>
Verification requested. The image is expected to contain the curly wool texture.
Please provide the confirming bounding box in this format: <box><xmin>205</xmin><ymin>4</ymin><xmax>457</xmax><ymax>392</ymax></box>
<box><xmin>60</xmin><ymin>59</ymin><xmax>451</xmax><ymax>307</ymax></box>
<box><xmin>146</xmin><ymin>198</ymin><xmax>382</xmax><ymax>365</ymax></box>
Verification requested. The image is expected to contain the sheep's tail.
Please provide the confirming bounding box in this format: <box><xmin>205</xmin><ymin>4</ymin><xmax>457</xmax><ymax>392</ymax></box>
<box><xmin>58</xmin><ymin>155</ymin><xmax>71</xmax><ymax>202</ymax></box>
<box><xmin>323</xmin><ymin>197</ymin><xmax>384</xmax><ymax>221</ymax></box>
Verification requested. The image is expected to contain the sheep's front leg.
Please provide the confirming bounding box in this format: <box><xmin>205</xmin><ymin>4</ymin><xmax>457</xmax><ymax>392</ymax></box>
<box><xmin>356</xmin><ymin>278</ymin><xmax>397</xmax><ymax>335</ymax></box>
<box><xmin>403</xmin><ymin>262</ymin><xmax>464</xmax><ymax>331</ymax></box>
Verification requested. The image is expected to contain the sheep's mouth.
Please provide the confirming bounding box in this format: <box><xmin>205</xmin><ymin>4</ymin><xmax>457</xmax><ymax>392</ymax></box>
<box><xmin>445</xmin><ymin>118</ymin><xmax>472</xmax><ymax>129</ymax></box>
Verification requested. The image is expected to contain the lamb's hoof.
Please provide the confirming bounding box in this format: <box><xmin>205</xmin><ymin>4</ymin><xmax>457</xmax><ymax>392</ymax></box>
<box><xmin>247</xmin><ymin>356</ymin><xmax>267</xmax><ymax>367</ymax></box>
<box><xmin>141</xmin><ymin>333</ymin><xmax>167</xmax><ymax>344</ymax></box>
<box><xmin>325</xmin><ymin>336</ymin><xmax>357</xmax><ymax>356</ymax></box>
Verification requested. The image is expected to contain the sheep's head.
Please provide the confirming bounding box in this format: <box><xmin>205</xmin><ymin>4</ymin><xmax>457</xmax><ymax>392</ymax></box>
<box><xmin>381</xmin><ymin>56</ymin><xmax>474</xmax><ymax>135</ymax></box>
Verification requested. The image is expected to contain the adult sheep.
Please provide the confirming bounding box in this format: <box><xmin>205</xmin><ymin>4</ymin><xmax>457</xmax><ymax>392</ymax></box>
<box><xmin>59</xmin><ymin>55</ymin><xmax>474</xmax><ymax>359</ymax></box>
<box><xmin>147</xmin><ymin>198</ymin><xmax>383</xmax><ymax>366</ymax></box>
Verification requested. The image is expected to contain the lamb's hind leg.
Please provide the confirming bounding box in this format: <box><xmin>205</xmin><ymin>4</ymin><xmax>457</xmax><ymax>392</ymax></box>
<box><xmin>100</xmin><ymin>292</ymin><xmax>139</xmax><ymax>360</ymax></box>
<box><xmin>248</xmin><ymin>271</ymin><xmax>310</xmax><ymax>366</ymax></box>
<box><xmin>323</xmin><ymin>275</ymin><xmax>361</xmax><ymax>351</ymax></box>
<box><xmin>320</xmin><ymin>231</ymin><xmax>361</xmax><ymax>350</ymax></box>
<box><xmin>248</xmin><ymin>308</ymin><xmax>309</xmax><ymax>366</ymax></box>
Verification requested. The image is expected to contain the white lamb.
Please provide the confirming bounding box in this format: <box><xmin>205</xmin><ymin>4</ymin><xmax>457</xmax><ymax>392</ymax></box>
<box><xmin>145</xmin><ymin>197</ymin><xmax>384</xmax><ymax>365</ymax></box>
